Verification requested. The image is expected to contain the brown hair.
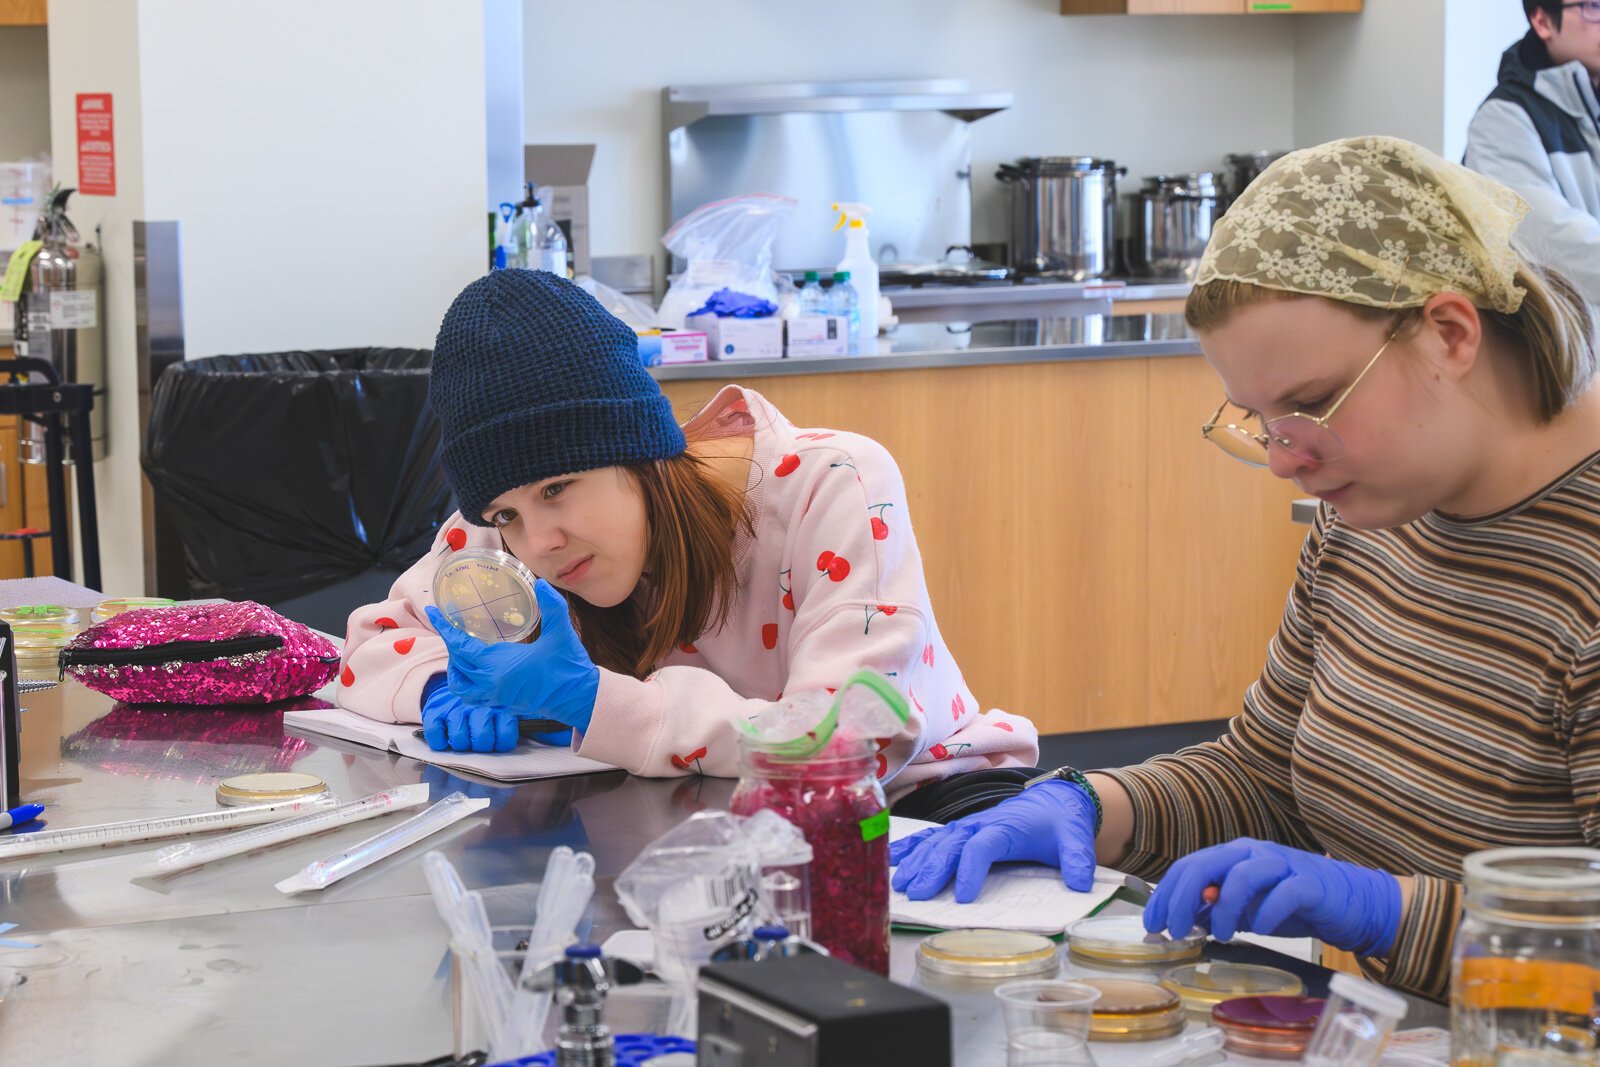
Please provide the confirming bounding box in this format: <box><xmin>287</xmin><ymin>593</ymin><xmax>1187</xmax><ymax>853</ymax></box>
<box><xmin>563</xmin><ymin>425</ymin><xmax>755</xmax><ymax>677</ymax></box>
<box><xmin>1184</xmin><ymin>257</ymin><xmax>1597</xmax><ymax>423</ymax></box>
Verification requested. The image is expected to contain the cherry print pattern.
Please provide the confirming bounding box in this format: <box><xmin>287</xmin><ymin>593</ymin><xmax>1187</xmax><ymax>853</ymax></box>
<box><xmin>340</xmin><ymin>665</ymin><xmax>355</xmax><ymax>687</ymax></box>
<box><xmin>374</xmin><ymin>616</ymin><xmax>399</xmax><ymax>630</ymax></box>
<box><xmin>775</xmin><ymin>454</ymin><xmax>800</xmax><ymax>477</ymax></box>
<box><xmin>761</xmin><ymin>623</ymin><xmax>779</xmax><ymax>650</ymax></box>
<box><xmin>671</xmin><ymin>746</ymin><xmax>709</xmax><ymax>772</ymax></box>
<box><xmin>862</xmin><ymin>604</ymin><xmax>899</xmax><ymax>634</ymax></box>
<box><xmin>445</xmin><ymin>528</ymin><xmax>467</xmax><ymax>552</ymax></box>
<box><xmin>951</xmin><ymin>693</ymin><xmax>966</xmax><ymax>721</ymax></box>
<box><xmin>868</xmin><ymin>502</ymin><xmax>893</xmax><ymax>541</ymax></box>
<box><xmin>816</xmin><ymin>551</ymin><xmax>850</xmax><ymax>582</ymax></box>
<box><xmin>393</xmin><ymin>637</ymin><xmax>416</xmax><ymax>655</ymax></box>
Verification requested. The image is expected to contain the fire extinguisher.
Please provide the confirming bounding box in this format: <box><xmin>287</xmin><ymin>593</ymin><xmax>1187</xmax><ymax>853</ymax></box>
<box><xmin>11</xmin><ymin>186</ymin><xmax>106</xmax><ymax>465</ymax></box>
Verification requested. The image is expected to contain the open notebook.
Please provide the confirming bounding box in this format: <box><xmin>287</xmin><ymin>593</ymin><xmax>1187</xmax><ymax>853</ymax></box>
<box><xmin>889</xmin><ymin>815</ymin><xmax>1138</xmax><ymax>935</ymax></box>
<box><xmin>282</xmin><ymin>706</ymin><xmax>617</xmax><ymax>782</ymax></box>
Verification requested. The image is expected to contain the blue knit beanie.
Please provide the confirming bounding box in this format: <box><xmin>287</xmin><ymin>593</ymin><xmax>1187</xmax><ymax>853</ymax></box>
<box><xmin>430</xmin><ymin>270</ymin><xmax>687</xmax><ymax>526</ymax></box>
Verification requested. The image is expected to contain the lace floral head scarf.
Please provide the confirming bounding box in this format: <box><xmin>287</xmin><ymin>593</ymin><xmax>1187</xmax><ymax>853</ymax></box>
<box><xmin>1197</xmin><ymin>135</ymin><xmax>1530</xmax><ymax>314</ymax></box>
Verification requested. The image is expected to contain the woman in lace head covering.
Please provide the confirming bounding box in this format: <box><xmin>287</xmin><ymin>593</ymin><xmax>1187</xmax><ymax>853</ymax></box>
<box><xmin>890</xmin><ymin>137</ymin><xmax>1600</xmax><ymax>1003</ymax></box>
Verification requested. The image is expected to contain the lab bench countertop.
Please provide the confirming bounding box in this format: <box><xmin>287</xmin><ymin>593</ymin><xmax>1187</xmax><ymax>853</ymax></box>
<box><xmin>0</xmin><ymin>679</ymin><xmax>1445</xmax><ymax>1065</ymax></box>
<box><xmin>650</xmin><ymin>314</ymin><xmax>1199</xmax><ymax>382</ymax></box>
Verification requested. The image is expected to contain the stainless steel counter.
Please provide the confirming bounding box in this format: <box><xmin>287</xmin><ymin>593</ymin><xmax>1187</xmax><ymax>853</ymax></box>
<box><xmin>0</xmin><ymin>681</ymin><xmax>1444</xmax><ymax>1065</ymax></box>
<box><xmin>651</xmin><ymin>314</ymin><xmax>1200</xmax><ymax>382</ymax></box>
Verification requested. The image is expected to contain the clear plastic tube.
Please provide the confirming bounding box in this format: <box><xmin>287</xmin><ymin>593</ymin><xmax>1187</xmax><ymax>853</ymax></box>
<box><xmin>136</xmin><ymin>784</ymin><xmax>431</xmax><ymax>877</ymax></box>
<box><xmin>275</xmin><ymin>791</ymin><xmax>489</xmax><ymax>893</ymax></box>
<box><xmin>0</xmin><ymin>793</ymin><xmax>337</xmax><ymax>860</ymax></box>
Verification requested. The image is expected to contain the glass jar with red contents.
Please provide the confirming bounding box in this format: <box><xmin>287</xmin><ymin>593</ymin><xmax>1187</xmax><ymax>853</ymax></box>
<box><xmin>729</xmin><ymin>733</ymin><xmax>891</xmax><ymax>975</ymax></box>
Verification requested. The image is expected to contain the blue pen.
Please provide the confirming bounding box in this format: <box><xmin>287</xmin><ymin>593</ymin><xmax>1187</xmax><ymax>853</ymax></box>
<box><xmin>0</xmin><ymin>804</ymin><xmax>43</xmax><ymax>831</ymax></box>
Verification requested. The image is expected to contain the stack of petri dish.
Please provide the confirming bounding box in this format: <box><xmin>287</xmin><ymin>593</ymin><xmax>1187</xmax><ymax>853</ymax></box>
<box><xmin>91</xmin><ymin>596</ymin><xmax>176</xmax><ymax>624</ymax></box>
<box><xmin>1077</xmin><ymin>978</ymin><xmax>1186</xmax><ymax>1042</ymax></box>
<box><xmin>1065</xmin><ymin>915</ymin><xmax>1205</xmax><ymax>972</ymax></box>
<box><xmin>1</xmin><ymin>605</ymin><xmax>86</xmax><ymax>683</ymax></box>
<box><xmin>1212</xmin><ymin>995</ymin><xmax>1327</xmax><ymax>1059</ymax></box>
<box><xmin>915</xmin><ymin>929</ymin><xmax>1060</xmax><ymax>994</ymax></box>
<box><xmin>1160</xmin><ymin>961</ymin><xmax>1305</xmax><ymax>1021</ymax></box>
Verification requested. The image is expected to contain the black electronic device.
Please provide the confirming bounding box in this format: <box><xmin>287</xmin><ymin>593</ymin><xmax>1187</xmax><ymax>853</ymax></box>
<box><xmin>0</xmin><ymin>622</ymin><xmax>19</xmax><ymax>808</ymax></box>
<box><xmin>697</xmin><ymin>952</ymin><xmax>951</xmax><ymax>1067</ymax></box>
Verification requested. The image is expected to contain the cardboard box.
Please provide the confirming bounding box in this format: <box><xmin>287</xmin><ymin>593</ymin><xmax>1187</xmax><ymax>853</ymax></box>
<box><xmin>524</xmin><ymin>144</ymin><xmax>594</xmax><ymax>277</ymax></box>
<box><xmin>786</xmin><ymin>315</ymin><xmax>849</xmax><ymax>357</ymax></box>
<box><xmin>688</xmin><ymin>314</ymin><xmax>784</xmax><ymax>361</ymax></box>
<box><xmin>636</xmin><ymin>329</ymin><xmax>709</xmax><ymax>366</ymax></box>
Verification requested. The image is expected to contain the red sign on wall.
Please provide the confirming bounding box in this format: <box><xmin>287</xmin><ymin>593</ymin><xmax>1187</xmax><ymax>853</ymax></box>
<box><xmin>75</xmin><ymin>93</ymin><xmax>116</xmax><ymax>197</ymax></box>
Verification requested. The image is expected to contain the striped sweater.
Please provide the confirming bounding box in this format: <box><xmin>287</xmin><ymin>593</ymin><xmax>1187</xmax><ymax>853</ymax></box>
<box><xmin>1102</xmin><ymin>453</ymin><xmax>1600</xmax><ymax>1002</ymax></box>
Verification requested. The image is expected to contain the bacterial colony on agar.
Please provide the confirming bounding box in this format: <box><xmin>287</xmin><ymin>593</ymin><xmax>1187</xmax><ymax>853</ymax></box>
<box><xmin>432</xmin><ymin>548</ymin><xmax>540</xmax><ymax>643</ymax></box>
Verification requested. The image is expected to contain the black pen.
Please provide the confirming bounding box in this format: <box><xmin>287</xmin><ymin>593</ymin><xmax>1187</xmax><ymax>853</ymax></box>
<box><xmin>412</xmin><ymin>718</ymin><xmax>570</xmax><ymax>741</ymax></box>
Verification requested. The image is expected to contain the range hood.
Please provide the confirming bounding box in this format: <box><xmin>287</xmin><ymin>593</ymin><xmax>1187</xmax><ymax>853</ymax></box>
<box><xmin>664</xmin><ymin>79</ymin><xmax>1012</xmax><ymax>132</ymax></box>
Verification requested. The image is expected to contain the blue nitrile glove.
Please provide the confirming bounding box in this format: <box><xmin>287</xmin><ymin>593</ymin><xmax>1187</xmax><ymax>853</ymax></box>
<box><xmin>421</xmin><ymin>684</ymin><xmax>521</xmax><ymax>754</ymax></box>
<box><xmin>687</xmin><ymin>287</ymin><xmax>779</xmax><ymax>319</ymax></box>
<box><xmin>1143</xmin><ymin>838</ymin><xmax>1402</xmax><ymax>957</ymax></box>
<box><xmin>889</xmin><ymin>778</ymin><xmax>1098</xmax><ymax>902</ymax></box>
<box><xmin>418</xmin><ymin>675</ymin><xmax>572</xmax><ymax>752</ymax></box>
<box><xmin>424</xmin><ymin>580</ymin><xmax>600</xmax><ymax>734</ymax></box>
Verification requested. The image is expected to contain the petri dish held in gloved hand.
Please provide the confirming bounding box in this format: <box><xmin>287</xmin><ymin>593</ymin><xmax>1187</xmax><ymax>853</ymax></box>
<box><xmin>432</xmin><ymin>548</ymin><xmax>540</xmax><ymax>643</ymax></box>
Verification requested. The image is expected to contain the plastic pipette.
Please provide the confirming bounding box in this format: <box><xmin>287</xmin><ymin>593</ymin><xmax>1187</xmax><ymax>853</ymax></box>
<box><xmin>136</xmin><ymin>783</ymin><xmax>431</xmax><ymax>877</ymax></box>
<box><xmin>275</xmin><ymin>790</ymin><xmax>489</xmax><ymax>894</ymax></box>
<box><xmin>0</xmin><ymin>793</ymin><xmax>338</xmax><ymax>861</ymax></box>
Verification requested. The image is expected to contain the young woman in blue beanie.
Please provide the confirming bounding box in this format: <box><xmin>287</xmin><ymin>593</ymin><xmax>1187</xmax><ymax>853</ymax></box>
<box><xmin>337</xmin><ymin>269</ymin><xmax>1038</xmax><ymax>807</ymax></box>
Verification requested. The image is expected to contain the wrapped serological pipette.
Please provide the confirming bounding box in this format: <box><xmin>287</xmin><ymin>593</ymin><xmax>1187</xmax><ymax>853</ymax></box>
<box><xmin>275</xmin><ymin>791</ymin><xmax>489</xmax><ymax>894</ymax></box>
<box><xmin>135</xmin><ymin>783</ymin><xmax>432</xmax><ymax>878</ymax></box>
<box><xmin>0</xmin><ymin>793</ymin><xmax>338</xmax><ymax>861</ymax></box>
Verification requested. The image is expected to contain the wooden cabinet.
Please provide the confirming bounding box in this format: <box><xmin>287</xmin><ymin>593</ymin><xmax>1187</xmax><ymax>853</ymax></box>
<box><xmin>1060</xmin><ymin>0</ymin><xmax>1359</xmax><ymax>12</ymax></box>
<box><xmin>659</xmin><ymin>354</ymin><xmax>1306</xmax><ymax>735</ymax></box>
<box><xmin>0</xmin><ymin>0</ymin><xmax>46</xmax><ymax>25</ymax></box>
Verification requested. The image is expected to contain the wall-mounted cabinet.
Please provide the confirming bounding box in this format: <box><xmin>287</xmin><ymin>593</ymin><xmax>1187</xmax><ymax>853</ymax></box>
<box><xmin>1060</xmin><ymin>0</ymin><xmax>1359</xmax><ymax>12</ymax></box>
<box><xmin>0</xmin><ymin>0</ymin><xmax>46</xmax><ymax>26</ymax></box>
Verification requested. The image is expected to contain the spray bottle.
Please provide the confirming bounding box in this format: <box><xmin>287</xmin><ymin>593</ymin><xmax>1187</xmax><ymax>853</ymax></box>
<box><xmin>832</xmin><ymin>202</ymin><xmax>878</xmax><ymax>350</ymax></box>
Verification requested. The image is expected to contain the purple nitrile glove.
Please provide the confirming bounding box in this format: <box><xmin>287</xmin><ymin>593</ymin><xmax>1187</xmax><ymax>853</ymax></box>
<box><xmin>1143</xmin><ymin>838</ymin><xmax>1402</xmax><ymax>957</ymax></box>
<box><xmin>889</xmin><ymin>778</ymin><xmax>1098</xmax><ymax>902</ymax></box>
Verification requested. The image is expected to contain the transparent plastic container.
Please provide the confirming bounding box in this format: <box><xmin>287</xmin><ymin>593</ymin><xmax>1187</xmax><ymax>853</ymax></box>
<box><xmin>91</xmin><ymin>596</ymin><xmax>176</xmax><ymax>624</ymax></box>
<box><xmin>996</xmin><ymin>979</ymin><xmax>1101</xmax><ymax>1067</ymax></box>
<box><xmin>1451</xmin><ymin>847</ymin><xmax>1600</xmax><ymax>1067</ymax></box>
<box><xmin>758</xmin><ymin>839</ymin><xmax>813</xmax><ymax>940</ymax></box>
<box><xmin>728</xmin><ymin>735</ymin><xmax>889</xmax><ymax>975</ymax></box>
<box><xmin>1304</xmin><ymin>972</ymin><xmax>1408</xmax><ymax>1067</ymax></box>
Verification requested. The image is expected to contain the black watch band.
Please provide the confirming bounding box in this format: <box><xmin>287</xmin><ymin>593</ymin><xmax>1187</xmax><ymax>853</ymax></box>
<box><xmin>1024</xmin><ymin>766</ymin><xmax>1103</xmax><ymax>834</ymax></box>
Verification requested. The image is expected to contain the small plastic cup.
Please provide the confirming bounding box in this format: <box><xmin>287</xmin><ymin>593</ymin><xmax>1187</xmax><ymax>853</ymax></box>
<box><xmin>996</xmin><ymin>980</ymin><xmax>1102</xmax><ymax>1066</ymax></box>
<box><xmin>1302</xmin><ymin>972</ymin><xmax>1408</xmax><ymax>1067</ymax></box>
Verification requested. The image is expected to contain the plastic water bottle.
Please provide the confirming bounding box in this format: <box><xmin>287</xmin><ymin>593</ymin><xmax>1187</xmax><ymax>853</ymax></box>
<box><xmin>828</xmin><ymin>271</ymin><xmax>861</xmax><ymax>352</ymax></box>
<box><xmin>532</xmin><ymin>194</ymin><xmax>569</xmax><ymax>277</ymax></box>
<box><xmin>798</xmin><ymin>270</ymin><xmax>827</xmax><ymax>317</ymax></box>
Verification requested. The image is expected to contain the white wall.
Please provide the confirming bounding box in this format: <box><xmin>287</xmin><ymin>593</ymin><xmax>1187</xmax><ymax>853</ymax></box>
<box><xmin>1293</xmin><ymin>0</ymin><xmax>1447</xmax><ymax>152</ymax></box>
<box><xmin>47</xmin><ymin>0</ymin><xmax>492</xmax><ymax>595</ymax></box>
<box><xmin>0</xmin><ymin>27</ymin><xmax>50</xmax><ymax>162</ymax></box>
<box><xmin>524</xmin><ymin>0</ymin><xmax>1300</xmax><ymax>259</ymax></box>
<box><xmin>137</xmin><ymin>1</ymin><xmax>488</xmax><ymax>358</ymax></box>
<box><xmin>1442</xmin><ymin>0</ymin><xmax>1527</xmax><ymax>161</ymax></box>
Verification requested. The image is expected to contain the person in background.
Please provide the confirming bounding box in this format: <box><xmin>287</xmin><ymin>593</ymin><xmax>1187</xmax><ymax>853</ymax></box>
<box><xmin>890</xmin><ymin>137</ymin><xmax>1600</xmax><ymax>1002</ymax></box>
<box><xmin>336</xmin><ymin>269</ymin><xmax>1037</xmax><ymax>815</ymax></box>
<box><xmin>1464</xmin><ymin>0</ymin><xmax>1600</xmax><ymax>303</ymax></box>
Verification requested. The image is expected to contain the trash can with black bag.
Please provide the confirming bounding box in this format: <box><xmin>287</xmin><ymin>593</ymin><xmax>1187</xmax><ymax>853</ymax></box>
<box><xmin>143</xmin><ymin>349</ymin><xmax>452</xmax><ymax>636</ymax></box>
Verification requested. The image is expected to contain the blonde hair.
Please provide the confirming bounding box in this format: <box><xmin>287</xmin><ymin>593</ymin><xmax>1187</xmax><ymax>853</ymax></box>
<box><xmin>1184</xmin><ymin>256</ymin><xmax>1597</xmax><ymax>423</ymax></box>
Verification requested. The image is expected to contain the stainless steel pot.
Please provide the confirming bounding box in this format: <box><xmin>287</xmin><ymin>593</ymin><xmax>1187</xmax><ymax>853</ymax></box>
<box><xmin>1125</xmin><ymin>172</ymin><xmax>1221</xmax><ymax>281</ymax></box>
<box><xmin>996</xmin><ymin>157</ymin><xmax>1124</xmax><ymax>281</ymax></box>
<box><xmin>1221</xmin><ymin>150</ymin><xmax>1288</xmax><ymax>209</ymax></box>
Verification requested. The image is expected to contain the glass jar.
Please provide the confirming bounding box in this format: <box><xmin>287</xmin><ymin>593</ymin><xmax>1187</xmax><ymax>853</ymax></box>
<box><xmin>728</xmin><ymin>735</ymin><xmax>889</xmax><ymax>975</ymax></box>
<box><xmin>1452</xmin><ymin>847</ymin><xmax>1600</xmax><ymax>1067</ymax></box>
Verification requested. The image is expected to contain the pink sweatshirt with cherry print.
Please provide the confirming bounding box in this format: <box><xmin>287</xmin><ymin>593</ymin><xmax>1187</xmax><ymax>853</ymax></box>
<box><xmin>336</xmin><ymin>385</ymin><xmax>1038</xmax><ymax>801</ymax></box>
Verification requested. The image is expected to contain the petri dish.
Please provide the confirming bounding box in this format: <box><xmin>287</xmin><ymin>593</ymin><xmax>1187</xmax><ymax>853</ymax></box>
<box><xmin>8</xmin><ymin>615</ymin><xmax>86</xmax><ymax>683</ymax></box>
<box><xmin>432</xmin><ymin>548</ymin><xmax>540</xmax><ymax>643</ymax></box>
<box><xmin>1079</xmin><ymin>978</ymin><xmax>1186</xmax><ymax>1042</ymax></box>
<box><xmin>91</xmin><ymin>597</ymin><xmax>177</xmax><ymax>624</ymax></box>
<box><xmin>1213</xmin><ymin>995</ymin><xmax>1327</xmax><ymax>1060</ymax></box>
<box><xmin>0</xmin><ymin>604</ymin><xmax>81</xmax><ymax>626</ymax></box>
<box><xmin>1160</xmin><ymin>961</ymin><xmax>1305</xmax><ymax>1019</ymax></box>
<box><xmin>1066</xmin><ymin>915</ymin><xmax>1204</xmax><ymax>968</ymax></box>
<box><xmin>916</xmin><ymin>929</ymin><xmax>1060</xmax><ymax>989</ymax></box>
<box><xmin>216</xmin><ymin>772</ymin><xmax>330</xmax><ymax>807</ymax></box>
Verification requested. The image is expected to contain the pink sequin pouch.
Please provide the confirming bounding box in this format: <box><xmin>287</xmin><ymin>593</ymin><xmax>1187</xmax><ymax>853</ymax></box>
<box><xmin>59</xmin><ymin>601</ymin><xmax>341</xmax><ymax>705</ymax></box>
